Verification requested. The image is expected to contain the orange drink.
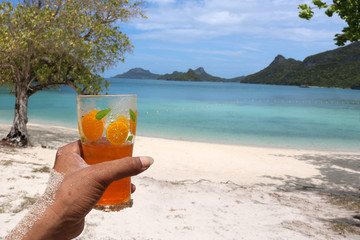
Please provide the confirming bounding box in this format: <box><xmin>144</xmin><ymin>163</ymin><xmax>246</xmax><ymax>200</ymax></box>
<box><xmin>82</xmin><ymin>140</ymin><xmax>134</xmax><ymax>207</ymax></box>
<box><xmin>77</xmin><ymin>95</ymin><xmax>137</xmax><ymax>211</ymax></box>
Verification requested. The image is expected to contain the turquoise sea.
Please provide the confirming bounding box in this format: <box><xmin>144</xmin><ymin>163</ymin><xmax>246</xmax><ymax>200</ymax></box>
<box><xmin>1</xmin><ymin>78</ymin><xmax>360</xmax><ymax>151</ymax></box>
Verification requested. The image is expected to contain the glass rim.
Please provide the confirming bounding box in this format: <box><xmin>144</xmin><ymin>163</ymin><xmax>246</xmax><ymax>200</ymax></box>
<box><xmin>77</xmin><ymin>94</ymin><xmax>136</xmax><ymax>99</ymax></box>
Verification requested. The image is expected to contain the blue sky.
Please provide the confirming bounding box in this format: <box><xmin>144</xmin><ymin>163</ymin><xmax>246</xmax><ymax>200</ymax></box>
<box><xmin>105</xmin><ymin>0</ymin><xmax>346</xmax><ymax>78</ymax></box>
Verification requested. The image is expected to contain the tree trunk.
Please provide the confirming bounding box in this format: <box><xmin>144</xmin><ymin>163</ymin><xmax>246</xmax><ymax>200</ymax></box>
<box><xmin>2</xmin><ymin>84</ymin><xmax>30</xmax><ymax>147</ymax></box>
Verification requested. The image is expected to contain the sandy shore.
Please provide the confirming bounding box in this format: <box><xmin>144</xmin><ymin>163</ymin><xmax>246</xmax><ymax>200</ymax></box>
<box><xmin>0</xmin><ymin>123</ymin><xmax>360</xmax><ymax>239</ymax></box>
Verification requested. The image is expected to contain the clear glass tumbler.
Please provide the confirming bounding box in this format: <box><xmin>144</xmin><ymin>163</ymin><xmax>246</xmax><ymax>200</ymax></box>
<box><xmin>77</xmin><ymin>95</ymin><xmax>137</xmax><ymax>211</ymax></box>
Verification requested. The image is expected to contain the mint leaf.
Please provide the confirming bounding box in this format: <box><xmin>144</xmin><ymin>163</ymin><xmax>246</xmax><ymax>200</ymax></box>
<box><xmin>81</xmin><ymin>137</ymin><xmax>85</xmax><ymax>142</ymax></box>
<box><xmin>126</xmin><ymin>135</ymin><xmax>133</xmax><ymax>142</ymax></box>
<box><xmin>130</xmin><ymin>109</ymin><xmax>136</xmax><ymax>122</ymax></box>
<box><xmin>95</xmin><ymin>108</ymin><xmax>111</xmax><ymax>120</ymax></box>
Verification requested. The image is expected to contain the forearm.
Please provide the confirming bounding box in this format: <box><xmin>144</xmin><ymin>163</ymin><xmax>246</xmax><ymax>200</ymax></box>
<box><xmin>22</xmin><ymin>208</ymin><xmax>64</xmax><ymax>240</ymax></box>
<box><xmin>6</xmin><ymin>199</ymin><xmax>65</xmax><ymax>240</ymax></box>
<box><xmin>6</xmin><ymin>170</ymin><xmax>65</xmax><ymax>240</ymax></box>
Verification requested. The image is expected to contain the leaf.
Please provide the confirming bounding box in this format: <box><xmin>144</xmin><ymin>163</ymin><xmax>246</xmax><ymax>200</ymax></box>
<box><xmin>126</xmin><ymin>135</ymin><xmax>133</xmax><ymax>142</ymax></box>
<box><xmin>95</xmin><ymin>108</ymin><xmax>111</xmax><ymax>120</ymax></box>
<box><xmin>312</xmin><ymin>0</ymin><xmax>327</xmax><ymax>9</ymax></box>
<box><xmin>130</xmin><ymin>109</ymin><xmax>136</xmax><ymax>122</ymax></box>
<box><xmin>298</xmin><ymin>4</ymin><xmax>314</xmax><ymax>20</ymax></box>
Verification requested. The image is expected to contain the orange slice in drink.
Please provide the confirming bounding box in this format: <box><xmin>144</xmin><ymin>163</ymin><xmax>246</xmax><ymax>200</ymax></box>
<box><xmin>117</xmin><ymin>114</ymin><xmax>136</xmax><ymax>135</ymax></box>
<box><xmin>81</xmin><ymin>110</ymin><xmax>104</xmax><ymax>141</ymax></box>
<box><xmin>106</xmin><ymin>121</ymin><xmax>129</xmax><ymax>145</ymax></box>
<box><xmin>117</xmin><ymin>115</ymin><xmax>129</xmax><ymax>126</ymax></box>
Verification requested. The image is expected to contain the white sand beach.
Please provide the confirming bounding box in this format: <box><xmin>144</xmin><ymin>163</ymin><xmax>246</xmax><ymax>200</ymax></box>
<box><xmin>0</xmin><ymin>123</ymin><xmax>359</xmax><ymax>239</ymax></box>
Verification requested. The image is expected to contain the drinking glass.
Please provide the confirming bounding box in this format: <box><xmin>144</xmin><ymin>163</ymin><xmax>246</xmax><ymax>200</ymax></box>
<box><xmin>77</xmin><ymin>95</ymin><xmax>137</xmax><ymax>211</ymax></box>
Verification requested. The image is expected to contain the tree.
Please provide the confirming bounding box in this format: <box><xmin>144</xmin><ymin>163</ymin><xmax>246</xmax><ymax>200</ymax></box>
<box><xmin>0</xmin><ymin>0</ymin><xmax>145</xmax><ymax>147</ymax></box>
<box><xmin>298</xmin><ymin>0</ymin><xmax>360</xmax><ymax>46</ymax></box>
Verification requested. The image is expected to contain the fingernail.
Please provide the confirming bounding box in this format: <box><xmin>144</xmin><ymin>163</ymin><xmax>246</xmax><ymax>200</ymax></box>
<box><xmin>140</xmin><ymin>157</ymin><xmax>154</xmax><ymax>170</ymax></box>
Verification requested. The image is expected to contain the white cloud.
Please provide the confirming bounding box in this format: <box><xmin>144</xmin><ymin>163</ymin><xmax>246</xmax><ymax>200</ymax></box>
<box><xmin>119</xmin><ymin>0</ymin><xmax>346</xmax><ymax>77</ymax></box>
<box><xmin>129</xmin><ymin>0</ymin><xmax>343</xmax><ymax>44</ymax></box>
<box><xmin>151</xmin><ymin>46</ymin><xmax>246</xmax><ymax>57</ymax></box>
<box><xmin>281</xmin><ymin>27</ymin><xmax>337</xmax><ymax>42</ymax></box>
<box><xmin>195</xmin><ymin>11</ymin><xmax>245</xmax><ymax>25</ymax></box>
<box><xmin>147</xmin><ymin>0</ymin><xmax>176</xmax><ymax>5</ymax></box>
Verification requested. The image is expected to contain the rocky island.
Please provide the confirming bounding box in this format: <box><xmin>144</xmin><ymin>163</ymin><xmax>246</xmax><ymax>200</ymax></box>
<box><xmin>113</xmin><ymin>42</ymin><xmax>360</xmax><ymax>89</ymax></box>
<box><xmin>242</xmin><ymin>41</ymin><xmax>360</xmax><ymax>89</ymax></box>
<box><xmin>113</xmin><ymin>67</ymin><xmax>244</xmax><ymax>82</ymax></box>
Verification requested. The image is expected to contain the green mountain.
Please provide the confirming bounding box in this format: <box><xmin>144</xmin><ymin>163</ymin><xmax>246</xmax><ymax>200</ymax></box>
<box><xmin>193</xmin><ymin>67</ymin><xmax>224</xmax><ymax>81</ymax></box>
<box><xmin>113</xmin><ymin>68</ymin><xmax>160</xmax><ymax>79</ymax></box>
<box><xmin>158</xmin><ymin>69</ymin><xmax>201</xmax><ymax>81</ymax></box>
<box><xmin>227</xmin><ymin>76</ymin><xmax>245</xmax><ymax>82</ymax></box>
<box><xmin>113</xmin><ymin>67</ymin><xmax>242</xmax><ymax>82</ymax></box>
<box><xmin>158</xmin><ymin>67</ymin><xmax>228</xmax><ymax>82</ymax></box>
<box><xmin>241</xmin><ymin>42</ymin><xmax>360</xmax><ymax>89</ymax></box>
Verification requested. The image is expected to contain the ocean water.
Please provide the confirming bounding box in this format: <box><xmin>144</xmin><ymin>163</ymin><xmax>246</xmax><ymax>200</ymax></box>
<box><xmin>0</xmin><ymin>78</ymin><xmax>359</xmax><ymax>151</ymax></box>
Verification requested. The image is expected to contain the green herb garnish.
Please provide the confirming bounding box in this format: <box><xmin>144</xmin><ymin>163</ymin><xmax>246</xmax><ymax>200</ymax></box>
<box><xmin>126</xmin><ymin>135</ymin><xmax>134</xmax><ymax>142</ymax></box>
<box><xmin>130</xmin><ymin>109</ymin><xmax>136</xmax><ymax>122</ymax></box>
<box><xmin>95</xmin><ymin>108</ymin><xmax>111</xmax><ymax>120</ymax></box>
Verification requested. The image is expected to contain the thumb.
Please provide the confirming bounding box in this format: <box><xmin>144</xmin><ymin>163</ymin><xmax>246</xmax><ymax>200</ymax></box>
<box><xmin>90</xmin><ymin>156</ymin><xmax>154</xmax><ymax>185</ymax></box>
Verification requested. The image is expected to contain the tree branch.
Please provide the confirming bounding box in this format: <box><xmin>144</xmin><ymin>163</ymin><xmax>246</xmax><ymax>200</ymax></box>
<box><xmin>67</xmin><ymin>80</ymin><xmax>84</xmax><ymax>94</ymax></box>
<box><xmin>27</xmin><ymin>75</ymin><xmax>37</xmax><ymax>90</ymax></box>
<box><xmin>52</xmin><ymin>0</ymin><xmax>62</xmax><ymax>18</ymax></box>
<box><xmin>28</xmin><ymin>81</ymin><xmax>67</xmax><ymax>96</ymax></box>
<box><xmin>83</xmin><ymin>29</ymin><xmax>93</xmax><ymax>41</ymax></box>
<box><xmin>39</xmin><ymin>56</ymin><xmax>55</xmax><ymax>65</ymax></box>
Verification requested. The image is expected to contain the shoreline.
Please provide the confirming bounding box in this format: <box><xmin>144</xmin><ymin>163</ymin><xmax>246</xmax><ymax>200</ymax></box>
<box><xmin>1</xmin><ymin>122</ymin><xmax>359</xmax><ymax>185</ymax></box>
<box><xmin>1</xmin><ymin>121</ymin><xmax>358</xmax><ymax>154</ymax></box>
<box><xmin>1</xmin><ymin>123</ymin><xmax>360</xmax><ymax>239</ymax></box>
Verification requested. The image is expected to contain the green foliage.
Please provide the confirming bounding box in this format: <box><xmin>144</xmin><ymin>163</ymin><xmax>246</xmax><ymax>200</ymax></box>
<box><xmin>193</xmin><ymin>67</ymin><xmax>224</xmax><ymax>82</ymax></box>
<box><xmin>157</xmin><ymin>67</ymin><xmax>226</xmax><ymax>82</ymax></box>
<box><xmin>113</xmin><ymin>67</ymin><xmax>161</xmax><ymax>79</ymax></box>
<box><xmin>0</xmin><ymin>0</ymin><xmax>145</xmax><ymax>94</ymax></box>
<box><xmin>298</xmin><ymin>0</ymin><xmax>360</xmax><ymax>46</ymax></box>
<box><xmin>159</xmin><ymin>69</ymin><xmax>202</xmax><ymax>81</ymax></box>
<box><xmin>242</xmin><ymin>56</ymin><xmax>302</xmax><ymax>85</ymax></box>
<box><xmin>241</xmin><ymin>42</ymin><xmax>360</xmax><ymax>89</ymax></box>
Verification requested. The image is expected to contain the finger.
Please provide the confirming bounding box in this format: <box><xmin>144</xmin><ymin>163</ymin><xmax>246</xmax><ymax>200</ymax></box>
<box><xmin>131</xmin><ymin>183</ymin><xmax>136</xmax><ymax>193</ymax></box>
<box><xmin>91</xmin><ymin>156</ymin><xmax>154</xmax><ymax>185</ymax></box>
<box><xmin>56</xmin><ymin>140</ymin><xmax>83</xmax><ymax>157</ymax></box>
<box><xmin>53</xmin><ymin>140</ymin><xmax>87</xmax><ymax>173</ymax></box>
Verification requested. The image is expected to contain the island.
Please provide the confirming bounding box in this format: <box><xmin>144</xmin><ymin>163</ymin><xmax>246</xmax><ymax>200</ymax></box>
<box><xmin>112</xmin><ymin>41</ymin><xmax>360</xmax><ymax>89</ymax></box>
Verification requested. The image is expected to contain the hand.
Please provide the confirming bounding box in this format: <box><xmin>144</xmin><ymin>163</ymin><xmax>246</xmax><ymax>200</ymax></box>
<box><xmin>22</xmin><ymin>140</ymin><xmax>153</xmax><ymax>240</ymax></box>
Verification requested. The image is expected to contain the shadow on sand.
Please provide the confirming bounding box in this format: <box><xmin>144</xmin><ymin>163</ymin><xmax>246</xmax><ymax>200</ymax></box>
<box><xmin>264</xmin><ymin>152</ymin><xmax>360</xmax><ymax>234</ymax></box>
